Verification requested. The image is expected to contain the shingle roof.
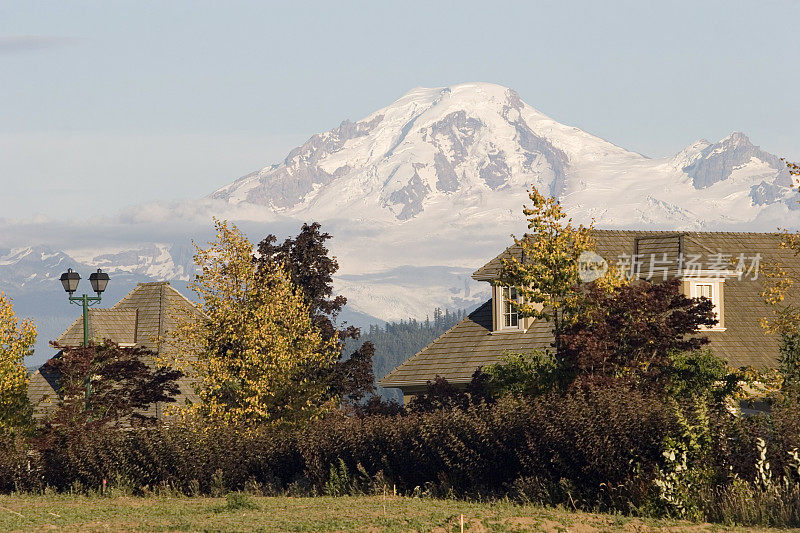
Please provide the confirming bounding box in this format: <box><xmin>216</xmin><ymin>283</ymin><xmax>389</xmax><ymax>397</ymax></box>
<box><xmin>379</xmin><ymin>300</ymin><xmax>553</xmax><ymax>390</ymax></box>
<box><xmin>681</xmin><ymin>232</ymin><xmax>799</xmax><ymax>368</ymax></box>
<box><xmin>382</xmin><ymin>230</ymin><xmax>799</xmax><ymax>391</ymax></box>
<box><xmin>29</xmin><ymin>282</ymin><xmax>202</xmax><ymax>419</ymax></box>
<box><xmin>112</xmin><ymin>281</ymin><xmax>202</xmax><ymax>351</ymax></box>
<box><xmin>27</xmin><ymin>362</ymin><xmax>60</xmax><ymax>420</ymax></box>
<box><xmin>56</xmin><ymin>309</ymin><xmax>137</xmax><ymax>347</ymax></box>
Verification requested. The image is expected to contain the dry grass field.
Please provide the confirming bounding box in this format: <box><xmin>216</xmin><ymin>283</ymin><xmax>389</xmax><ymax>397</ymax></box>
<box><xmin>0</xmin><ymin>494</ymin><xmax>793</xmax><ymax>532</ymax></box>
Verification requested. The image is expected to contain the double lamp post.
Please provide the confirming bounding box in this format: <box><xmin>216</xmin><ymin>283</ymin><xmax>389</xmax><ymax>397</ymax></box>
<box><xmin>59</xmin><ymin>268</ymin><xmax>110</xmax><ymax>347</ymax></box>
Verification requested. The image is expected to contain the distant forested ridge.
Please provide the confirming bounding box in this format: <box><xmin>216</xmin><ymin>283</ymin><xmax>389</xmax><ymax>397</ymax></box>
<box><xmin>347</xmin><ymin>308</ymin><xmax>468</xmax><ymax>402</ymax></box>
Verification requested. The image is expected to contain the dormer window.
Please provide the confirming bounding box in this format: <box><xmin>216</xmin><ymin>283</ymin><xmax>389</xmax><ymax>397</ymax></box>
<box><xmin>687</xmin><ymin>278</ymin><xmax>726</xmax><ymax>331</ymax></box>
<box><xmin>695</xmin><ymin>283</ymin><xmax>712</xmax><ymax>300</ymax></box>
<box><xmin>503</xmin><ymin>286</ymin><xmax>519</xmax><ymax>327</ymax></box>
<box><xmin>493</xmin><ymin>285</ymin><xmax>524</xmax><ymax>332</ymax></box>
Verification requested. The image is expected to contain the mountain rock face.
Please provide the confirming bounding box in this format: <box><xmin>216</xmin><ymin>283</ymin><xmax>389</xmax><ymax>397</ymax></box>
<box><xmin>684</xmin><ymin>132</ymin><xmax>792</xmax><ymax>190</ymax></box>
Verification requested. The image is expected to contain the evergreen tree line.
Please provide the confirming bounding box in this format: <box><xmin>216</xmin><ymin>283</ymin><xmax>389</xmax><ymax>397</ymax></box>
<box><xmin>347</xmin><ymin>308</ymin><xmax>469</xmax><ymax>402</ymax></box>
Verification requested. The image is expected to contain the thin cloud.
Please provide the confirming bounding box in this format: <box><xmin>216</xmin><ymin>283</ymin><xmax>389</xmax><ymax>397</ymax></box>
<box><xmin>0</xmin><ymin>35</ymin><xmax>77</xmax><ymax>54</ymax></box>
<box><xmin>0</xmin><ymin>198</ymin><xmax>301</xmax><ymax>251</ymax></box>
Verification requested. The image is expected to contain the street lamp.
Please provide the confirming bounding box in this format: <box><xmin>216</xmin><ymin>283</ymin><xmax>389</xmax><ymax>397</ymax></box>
<box><xmin>60</xmin><ymin>268</ymin><xmax>110</xmax><ymax>347</ymax></box>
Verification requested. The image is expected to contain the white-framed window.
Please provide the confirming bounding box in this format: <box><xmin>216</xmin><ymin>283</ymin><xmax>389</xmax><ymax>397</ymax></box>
<box><xmin>493</xmin><ymin>285</ymin><xmax>524</xmax><ymax>332</ymax></box>
<box><xmin>503</xmin><ymin>286</ymin><xmax>519</xmax><ymax>328</ymax></box>
<box><xmin>688</xmin><ymin>279</ymin><xmax>725</xmax><ymax>331</ymax></box>
<box><xmin>694</xmin><ymin>283</ymin><xmax>712</xmax><ymax>299</ymax></box>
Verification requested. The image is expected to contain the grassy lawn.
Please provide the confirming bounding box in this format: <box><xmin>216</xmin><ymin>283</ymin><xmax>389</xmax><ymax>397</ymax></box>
<box><xmin>0</xmin><ymin>494</ymin><xmax>791</xmax><ymax>532</ymax></box>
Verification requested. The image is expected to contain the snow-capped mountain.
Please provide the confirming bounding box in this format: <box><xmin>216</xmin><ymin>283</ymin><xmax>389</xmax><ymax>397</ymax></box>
<box><xmin>66</xmin><ymin>243</ymin><xmax>194</xmax><ymax>282</ymax></box>
<box><xmin>206</xmin><ymin>83</ymin><xmax>800</xmax><ymax>322</ymax></box>
<box><xmin>211</xmin><ymin>83</ymin><xmax>798</xmax><ymax>231</ymax></box>
<box><xmin>0</xmin><ymin>247</ymin><xmax>80</xmax><ymax>290</ymax></box>
<box><xmin>4</xmin><ymin>82</ymin><xmax>798</xmax><ymax>364</ymax></box>
<box><xmin>0</xmin><ymin>244</ymin><xmax>193</xmax><ymax>292</ymax></box>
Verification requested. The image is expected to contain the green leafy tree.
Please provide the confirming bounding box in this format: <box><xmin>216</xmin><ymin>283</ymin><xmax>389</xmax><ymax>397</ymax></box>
<box><xmin>779</xmin><ymin>332</ymin><xmax>800</xmax><ymax>386</ymax></box>
<box><xmin>483</xmin><ymin>351</ymin><xmax>560</xmax><ymax>398</ymax></box>
<box><xmin>497</xmin><ymin>187</ymin><xmax>620</xmax><ymax>356</ymax></box>
<box><xmin>0</xmin><ymin>291</ymin><xmax>36</xmax><ymax>433</ymax></box>
<box><xmin>665</xmin><ymin>349</ymin><xmax>740</xmax><ymax>403</ymax></box>
<box><xmin>169</xmin><ymin>219</ymin><xmax>339</xmax><ymax>424</ymax></box>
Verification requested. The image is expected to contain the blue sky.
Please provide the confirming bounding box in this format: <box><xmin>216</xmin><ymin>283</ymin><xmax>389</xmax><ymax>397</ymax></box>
<box><xmin>2</xmin><ymin>0</ymin><xmax>799</xmax><ymax>220</ymax></box>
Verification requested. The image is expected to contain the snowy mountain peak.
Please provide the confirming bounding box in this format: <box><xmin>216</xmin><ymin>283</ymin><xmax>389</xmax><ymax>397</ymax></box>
<box><xmin>210</xmin><ymin>83</ymin><xmax>641</xmax><ymax>222</ymax></box>
<box><xmin>210</xmin><ymin>83</ymin><xmax>795</xmax><ymax>233</ymax></box>
<box><xmin>5</xmin><ymin>83</ymin><xmax>800</xmax><ymax>357</ymax></box>
<box><xmin>721</xmin><ymin>131</ymin><xmax>752</xmax><ymax>147</ymax></box>
<box><xmin>683</xmin><ymin>131</ymin><xmax>791</xmax><ymax>190</ymax></box>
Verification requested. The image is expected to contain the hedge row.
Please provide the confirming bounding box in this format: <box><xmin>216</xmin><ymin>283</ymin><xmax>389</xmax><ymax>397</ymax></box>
<box><xmin>0</xmin><ymin>387</ymin><xmax>677</xmax><ymax>504</ymax></box>
<box><xmin>1</xmin><ymin>386</ymin><xmax>799</xmax><ymax>523</ymax></box>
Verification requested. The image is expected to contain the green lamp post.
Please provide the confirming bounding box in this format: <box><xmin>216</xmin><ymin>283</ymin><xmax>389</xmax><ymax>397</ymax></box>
<box><xmin>59</xmin><ymin>268</ymin><xmax>110</xmax><ymax>347</ymax></box>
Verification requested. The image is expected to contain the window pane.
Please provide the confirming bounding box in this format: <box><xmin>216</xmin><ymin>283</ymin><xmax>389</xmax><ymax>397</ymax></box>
<box><xmin>697</xmin><ymin>284</ymin><xmax>712</xmax><ymax>299</ymax></box>
<box><xmin>502</xmin><ymin>286</ymin><xmax>519</xmax><ymax>328</ymax></box>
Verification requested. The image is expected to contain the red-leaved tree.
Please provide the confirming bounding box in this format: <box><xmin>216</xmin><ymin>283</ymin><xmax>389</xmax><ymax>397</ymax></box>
<box><xmin>46</xmin><ymin>341</ymin><xmax>183</xmax><ymax>428</ymax></box>
<box><xmin>559</xmin><ymin>279</ymin><xmax>717</xmax><ymax>389</ymax></box>
<box><xmin>256</xmin><ymin>222</ymin><xmax>375</xmax><ymax>403</ymax></box>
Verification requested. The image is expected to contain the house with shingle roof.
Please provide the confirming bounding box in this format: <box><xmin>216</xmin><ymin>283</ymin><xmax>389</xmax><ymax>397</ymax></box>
<box><xmin>27</xmin><ymin>281</ymin><xmax>201</xmax><ymax>421</ymax></box>
<box><xmin>379</xmin><ymin>230</ymin><xmax>799</xmax><ymax>403</ymax></box>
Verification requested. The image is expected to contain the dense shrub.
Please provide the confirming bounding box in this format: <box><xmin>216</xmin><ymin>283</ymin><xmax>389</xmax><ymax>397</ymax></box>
<box><xmin>21</xmin><ymin>386</ymin><xmax>676</xmax><ymax>503</ymax></box>
<box><xmin>0</xmin><ymin>435</ymin><xmax>36</xmax><ymax>492</ymax></box>
<box><xmin>35</xmin><ymin>418</ymin><xmax>302</xmax><ymax>495</ymax></box>
<box><xmin>5</xmin><ymin>386</ymin><xmax>799</xmax><ymax>526</ymax></box>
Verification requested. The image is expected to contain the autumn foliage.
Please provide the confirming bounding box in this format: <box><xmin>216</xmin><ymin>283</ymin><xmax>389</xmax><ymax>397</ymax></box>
<box><xmin>168</xmin><ymin>219</ymin><xmax>339</xmax><ymax>425</ymax></box>
<box><xmin>559</xmin><ymin>279</ymin><xmax>717</xmax><ymax>389</ymax></box>
<box><xmin>256</xmin><ymin>222</ymin><xmax>376</xmax><ymax>404</ymax></box>
<box><xmin>0</xmin><ymin>291</ymin><xmax>35</xmax><ymax>433</ymax></box>
<box><xmin>497</xmin><ymin>187</ymin><xmax>623</xmax><ymax>355</ymax></box>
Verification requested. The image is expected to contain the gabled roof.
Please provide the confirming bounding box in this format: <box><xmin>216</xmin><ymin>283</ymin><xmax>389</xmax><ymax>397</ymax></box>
<box><xmin>379</xmin><ymin>300</ymin><xmax>553</xmax><ymax>390</ymax></box>
<box><xmin>30</xmin><ymin>281</ymin><xmax>202</xmax><ymax>419</ymax></box>
<box><xmin>382</xmin><ymin>230</ymin><xmax>800</xmax><ymax>391</ymax></box>
<box><xmin>56</xmin><ymin>309</ymin><xmax>137</xmax><ymax>346</ymax></box>
<box><xmin>54</xmin><ymin>282</ymin><xmax>200</xmax><ymax>350</ymax></box>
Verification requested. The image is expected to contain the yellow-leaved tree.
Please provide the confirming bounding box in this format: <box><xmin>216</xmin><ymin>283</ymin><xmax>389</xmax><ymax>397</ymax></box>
<box><xmin>0</xmin><ymin>291</ymin><xmax>36</xmax><ymax>432</ymax></box>
<box><xmin>761</xmin><ymin>160</ymin><xmax>800</xmax><ymax>335</ymax></box>
<box><xmin>496</xmin><ymin>187</ymin><xmax>622</xmax><ymax>356</ymax></box>
<box><xmin>167</xmin><ymin>219</ymin><xmax>339</xmax><ymax>425</ymax></box>
<box><xmin>761</xmin><ymin>159</ymin><xmax>800</xmax><ymax>382</ymax></box>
